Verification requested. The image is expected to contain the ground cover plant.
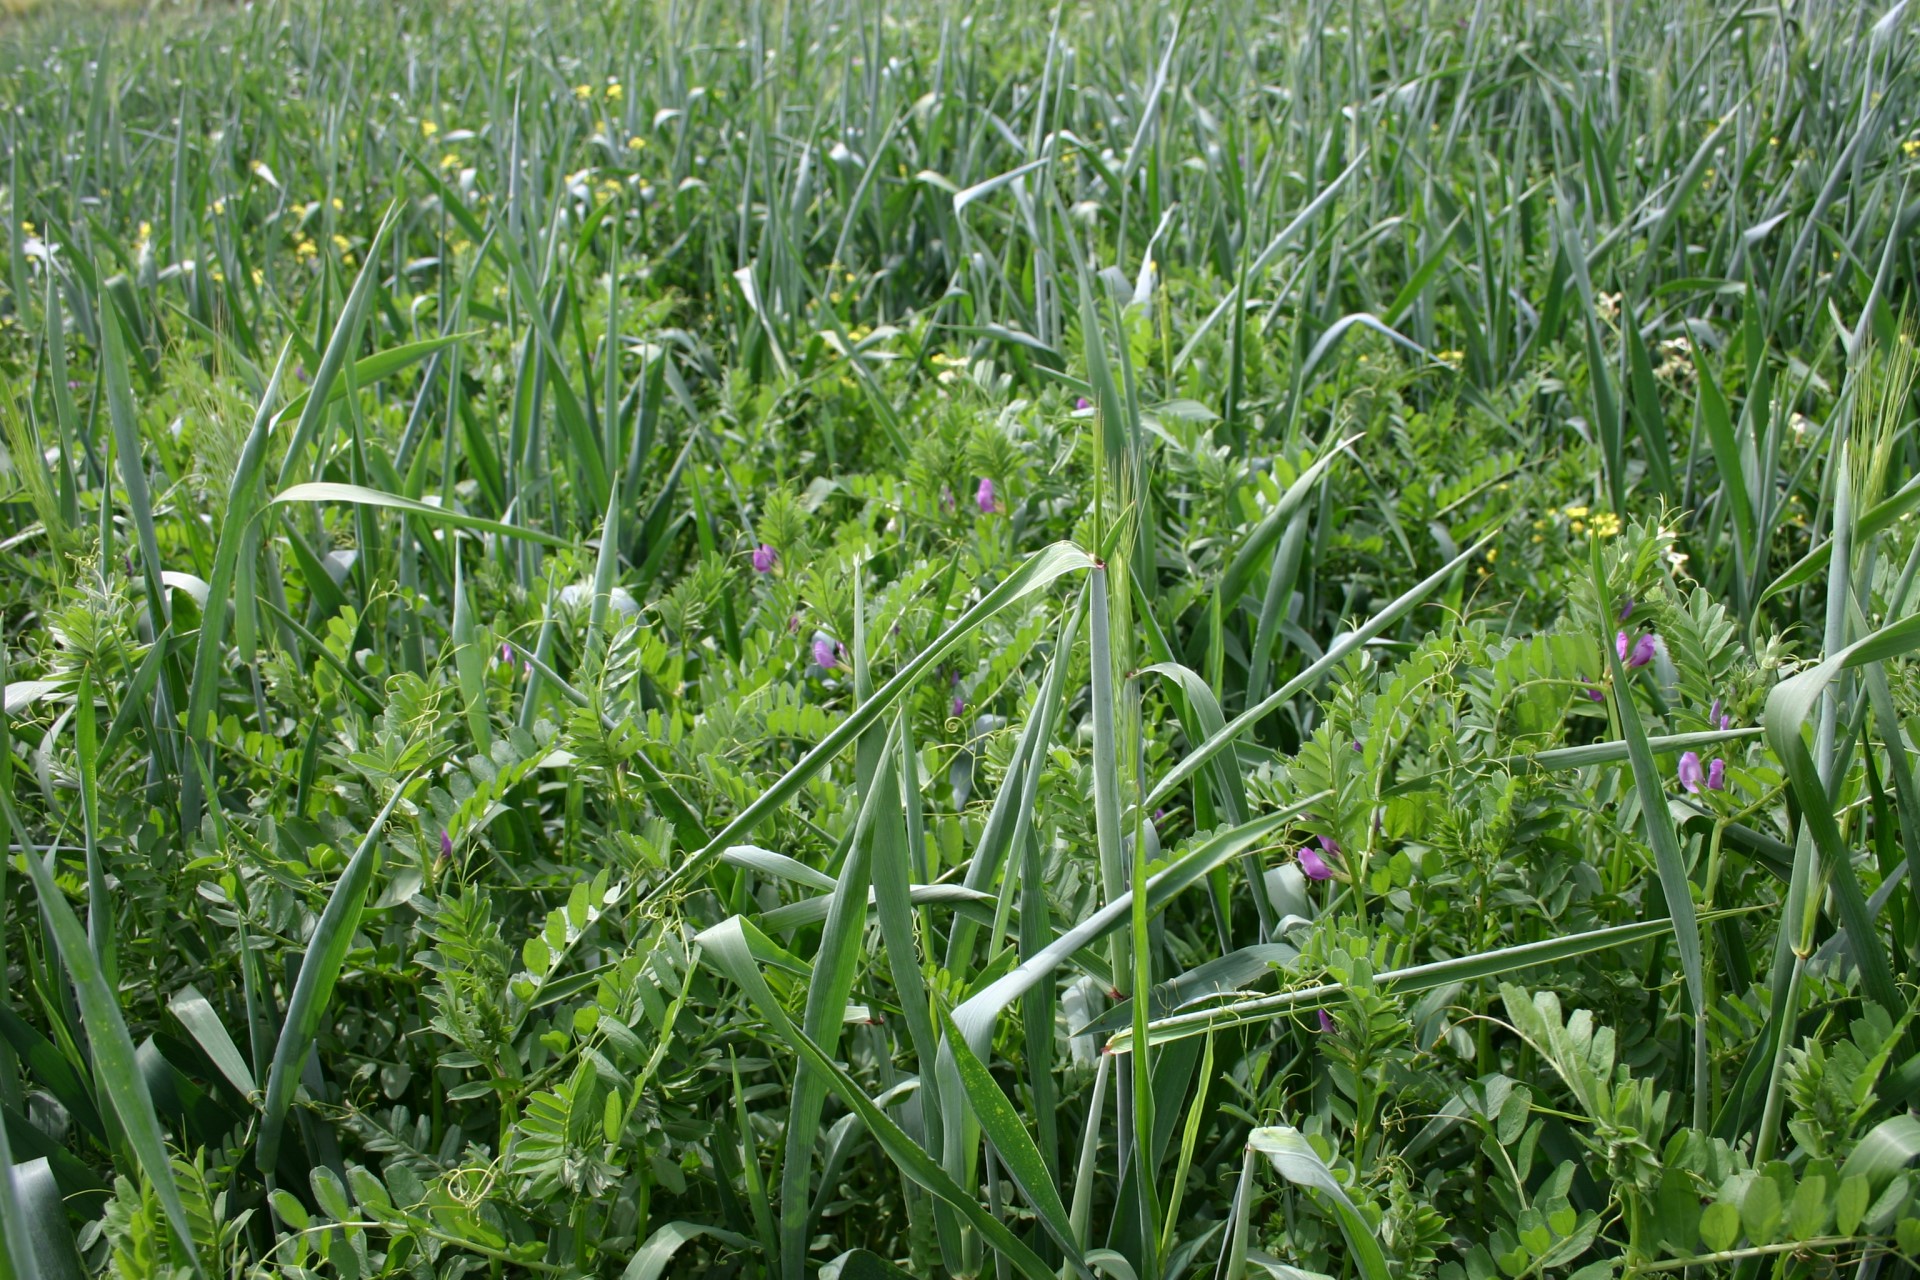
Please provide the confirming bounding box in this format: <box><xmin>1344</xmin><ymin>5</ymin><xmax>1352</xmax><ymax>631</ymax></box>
<box><xmin>4</xmin><ymin>0</ymin><xmax>1920</xmax><ymax>1275</ymax></box>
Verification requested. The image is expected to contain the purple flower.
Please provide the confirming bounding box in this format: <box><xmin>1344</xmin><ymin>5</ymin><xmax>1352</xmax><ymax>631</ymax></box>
<box><xmin>1678</xmin><ymin>751</ymin><xmax>1705</xmax><ymax>794</ymax></box>
<box><xmin>1617</xmin><ymin>597</ymin><xmax>1635</xmax><ymax>623</ymax></box>
<box><xmin>1577</xmin><ymin>675</ymin><xmax>1606</xmax><ymax>702</ymax></box>
<box><xmin>1075</xmin><ymin>396</ymin><xmax>1091</xmax><ymax>410</ymax></box>
<box><xmin>1298</xmin><ymin>844</ymin><xmax>1332</xmax><ymax>880</ymax></box>
<box><xmin>1710</xmin><ymin>699</ymin><xmax>1733</xmax><ymax>731</ymax></box>
<box><xmin>951</xmin><ymin>695</ymin><xmax>966</xmax><ymax>717</ymax></box>
<box><xmin>1707</xmin><ymin>758</ymin><xmax>1726</xmax><ymax>791</ymax></box>
<box><xmin>1153</xmin><ymin>808</ymin><xmax>1165</xmax><ymax>822</ymax></box>
<box><xmin>787</xmin><ymin>614</ymin><xmax>802</xmax><ymax>634</ymax></box>
<box><xmin>813</xmin><ymin>637</ymin><xmax>840</xmax><ymax>670</ymax></box>
<box><xmin>499</xmin><ymin>642</ymin><xmax>513</xmax><ymax>665</ymax></box>
<box><xmin>1617</xmin><ymin>631</ymin><xmax>1656</xmax><ymax>668</ymax></box>
<box><xmin>1317</xmin><ymin>1009</ymin><xmax>1336</xmax><ymax>1034</ymax></box>
<box><xmin>751</xmin><ymin>543</ymin><xmax>777</xmax><ymax>574</ymax></box>
<box><xmin>1316</xmin><ymin>834</ymin><xmax>1340</xmax><ymax>857</ymax></box>
<box><xmin>439</xmin><ymin>830</ymin><xmax>453</xmax><ymax>860</ymax></box>
<box><xmin>976</xmin><ymin>477</ymin><xmax>998</xmax><ymax>514</ymax></box>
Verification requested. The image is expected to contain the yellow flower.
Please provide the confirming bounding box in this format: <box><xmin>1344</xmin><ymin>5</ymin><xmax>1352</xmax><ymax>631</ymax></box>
<box><xmin>295</xmin><ymin>239</ymin><xmax>317</xmax><ymax>259</ymax></box>
<box><xmin>137</xmin><ymin>220</ymin><xmax>152</xmax><ymax>242</ymax></box>
<box><xmin>332</xmin><ymin>234</ymin><xmax>351</xmax><ymax>254</ymax></box>
<box><xmin>441</xmin><ymin>152</ymin><xmax>461</xmax><ymax>171</ymax></box>
<box><xmin>1570</xmin><ymin>520</ymin><xmax>1586</xmax><ymax>535</ymax></box>
<box><xmin>1563</xmin><ymin>505</ymin><xmax>1589</xmax><ymax>519</ymax></box>
<box><xmin>627</xmin><ymin>136</ymin><xmax>646</xmax><ymax>150</ymax></box>
<box><xmin>605</xmin><ymin>80</ymin><xmax>622</xmax><ymax>100</ymax></box>
<box><xmin>20</xmin><ymin>221</ymin><xmax>32</xmax><ymax>235</ymax></box>
<box><xmin>1485</xmin><ymin>546</ymin><xmax>1499</xmax><ymax>563</ymax></box>
<box><xmin>251</xmin><ymin>268</ymin><xmax>264</xmax><ymax>287</ymax></box>
<box><xmin>211</xmin><ymin>199</ymin><xmax>225</xmax><ymax>216</ymax></box>
<box><xmin>1904</xmin><ymin>139</ymin><xmax>1920</xmax><ymax>159</ymax></box>
<box><xmin>331</xmin><ymin>198</ymin><xmax>343</xmax><ymax>211</ymax></box>
<box><xmin>421</xmin><ymin>119</ymin><xmax>439</xmax><ymax>138</ymax></box>
<box><xmin>574</xmin><ymin>83</ymin><xmax>594</xmax><ymax>100</ymax></box>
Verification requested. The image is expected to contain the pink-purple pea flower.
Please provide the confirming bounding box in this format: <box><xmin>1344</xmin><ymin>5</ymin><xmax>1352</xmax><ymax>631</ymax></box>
<box><xmin>1617</xmin><ymin>631</ymin><xmax>1656</xmax><ymax>668</ymax></box>
<box><xmin>976</xmin><ymin>477</ymin><xmax>999</xmax><ymax>514</ymax></box>
<box><xmin>1317</xmin><ymin>1009</ymin><xmax>1336</xmax><ymax>1034</ymax></box>
<box><xmin>751</xmin><ymin>543</ymin><xmax>778</xmax><ymax>574</ymax></box>
<box><xmin>439</xmin><ymin>830</ymin><xmax>453</xmax><ymax>860</ymax></box>
<box><xmin>813</xmin><ymin>637</ymin><xmax>841</xmax><ymax>670</ymax></box>
<box><xmin>951</xmin><ymin>695</ymin><xmax>966</xmax><ymax>718</ymax></box>
<box><xmin>1298</xmin><ymin>834</ymin><xmax>1338</xmax><ymax>881</ymax></box>
<box><xmin>1678</xmin><ymin>751</ymin><xmax>1727</xmax><ymax>794</ymax></box>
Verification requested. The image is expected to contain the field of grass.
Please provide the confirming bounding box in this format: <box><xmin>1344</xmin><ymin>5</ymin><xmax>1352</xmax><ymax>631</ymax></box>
<box><xmin>3</xmin><ymin>0</ymin><xmax>1920</xmax><ymax>1275</ymax></box>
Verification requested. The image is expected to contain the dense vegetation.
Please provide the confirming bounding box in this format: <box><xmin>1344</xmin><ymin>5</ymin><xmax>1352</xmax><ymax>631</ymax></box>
<box><xmin>4</xmin><ymin>0</ymin><xmax>1920</xmax><ymax>1276</ymax></box>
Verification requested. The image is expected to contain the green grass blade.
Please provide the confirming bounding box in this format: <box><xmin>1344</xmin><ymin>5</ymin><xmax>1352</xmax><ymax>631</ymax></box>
<box><xmin>940</xmin><ymin>1009</ymin><xmax>1085</xmax><ymax>1270</ymax></box>
<box><xmin>1145</xmin><ymin>537</ymin><xmax>1490</xmax><ymax>814</ymax></box>
<box><xmin>697</xmin><ymin>918</ymin><xmax>1060</xmax><ymax>1280</ymax></box>
<box><xmin>1246</xmin><ymin>1128</ymin><xmax>1391</xmax><ymax>1280</ymax></box>
<box><xmin>274</xmin><ymin>201</ymin><xmax>405</xmax><ymax>487</ymax></box>
<box><xmin>0</xmin><ymin>790</ymin><xmax>206</xmax><ymax>1280</ymax></box>
<box><xmin>651</xmin><ymin>541</ymin><xmax>1094</xmax><ymax>902</ymax></box>
<box><xmin>257</xmin><ymin>777</ymin><xmax>415</xmax><ymax>1174</ymax></box>
<box><xmin>273</xmin><ymin>482</ymin><xmax>573</xmax><ymax>549</ymax></box>
<box><xmin>179</xmin><ymin>342</ymin><xmax>293</xmax><ymax>831</ymax></box>
<box><xmin>1119</xmin><ymin>915</ymin><xmax>1710</xmax><ymax>1050</ymax></box>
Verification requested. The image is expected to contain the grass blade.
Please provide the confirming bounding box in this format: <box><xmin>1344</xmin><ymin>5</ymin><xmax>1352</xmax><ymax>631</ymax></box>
<box><xmin>257</xmin><ymin>777</ymin><xmax>415</xmax><ymax>1174</ymax></box>
<box><xmin>0</xmin><ymin>790</ymin><xmax>206</xmax><ymax>1280</ymax></box>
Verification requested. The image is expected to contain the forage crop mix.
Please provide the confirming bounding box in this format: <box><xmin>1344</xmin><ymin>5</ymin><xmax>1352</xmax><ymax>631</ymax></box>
<box><xmin>4</xmin><ymin>0</ymin><xmax>1920</xmax><ymax>1276</ymax></box>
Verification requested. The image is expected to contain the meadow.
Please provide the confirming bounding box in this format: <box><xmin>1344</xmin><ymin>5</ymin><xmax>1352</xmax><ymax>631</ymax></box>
<box><xmin>3</xmin><ymin>0</ymin><xmax>1920</xmax><ymax>1275</ymax></box>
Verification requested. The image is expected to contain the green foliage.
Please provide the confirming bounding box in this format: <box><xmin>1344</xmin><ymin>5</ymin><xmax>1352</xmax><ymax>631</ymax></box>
<box><xmin>5</xmin><ymin>0</ymin><xmax>1920</xmax><ymax>1276</ymax></box>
